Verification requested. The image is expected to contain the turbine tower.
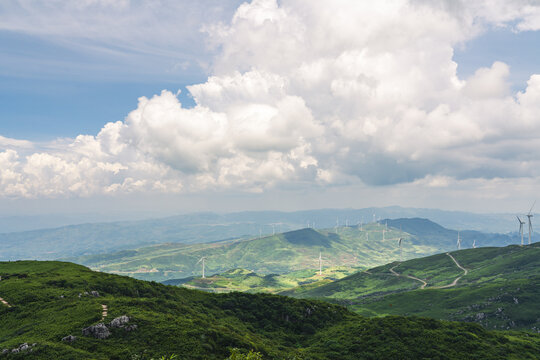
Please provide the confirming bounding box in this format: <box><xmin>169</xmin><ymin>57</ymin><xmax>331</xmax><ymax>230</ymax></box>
<box><xmin>473</xmin><ymin>238</ymin><xmax>476</xmax><ymax>249</ymax></box>
<box><xmin>382</xmin><ymin>229</ymin><xmax>386</xmax><ymax>241</ymax></box>
<box><xmin>457</xmin><ymin>231</ymin><xmax>461</xmax><ymax>250</ymax></box>
<box><xmin>196</xmin><ymin>256</ymin><xmax>207</xmax><ymax>279</ymax></box>
<box><xmin>517</xmin><ymin>216</ymin><xmax>525</xmax><ymax>246</ymax></box>
<box><xmin>318</xmin><ymin>252</ymin><xmax>323</xmax><ymax>276</ymax></box>
<box><xmin>527</xmin><ymin>202</ymin><xmax>535</xmax><ymax>245</ymax></box>
<box><xmin>398</xmin><ymin>237</ymin><xmax>403</xmax><ymax>262</ymax></box>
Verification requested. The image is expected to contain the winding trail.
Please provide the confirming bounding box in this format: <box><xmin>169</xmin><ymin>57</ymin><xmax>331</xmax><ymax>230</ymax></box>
<box><xmin>101</xmin><ymin>304</ymin><xmax>108</xmax><ymax>320</ymax></box>
<box><xmin>389</xmin><ymin>264</ymin><xmax>428</xmax><ymax>289</ymax></box>
<box><xmin>431</xmin><ymin>253</ymin><xmax>468</xmax><ymax>289</ymax></box>
<box><xmin>0</xmin><ymin>296</ymin><xmax>11</xmax><ymax>308</ymax></box>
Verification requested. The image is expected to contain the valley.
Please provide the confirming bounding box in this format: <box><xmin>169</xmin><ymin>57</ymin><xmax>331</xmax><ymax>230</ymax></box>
<box><xmin>72</xmin><ymin>219</ymin><xmax>517</xmax><ymax>282</ymax></box>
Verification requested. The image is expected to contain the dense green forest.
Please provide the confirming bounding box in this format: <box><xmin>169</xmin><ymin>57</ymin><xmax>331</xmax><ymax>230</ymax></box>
<box><xmin>0</xmin><ymin>260</ymin><xmax>539</xmax><ymax>359</ymax></box>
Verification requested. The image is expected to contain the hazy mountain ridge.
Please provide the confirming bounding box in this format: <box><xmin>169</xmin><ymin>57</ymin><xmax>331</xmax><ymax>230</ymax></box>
<box><xmin>0</xmin><ymin>207</ymin><xmax>534</xmax><ymax>261</ymax></box>
<box><xmin>71</xmin><ymin>219</ymin><xmax>520</xmax><ymax>282</ymax></box>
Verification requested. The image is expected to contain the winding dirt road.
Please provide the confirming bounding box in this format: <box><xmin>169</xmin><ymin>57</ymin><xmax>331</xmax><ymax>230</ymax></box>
<box><xmin>389</xmin><ymin>264</ymin><xmax>428</xmax><ymax>289</ymax></box>
<box><xmin>432</xmin><ymin>253</ymin><xmax>468</xmax><ymax>289</ymax></box>
<box><xmin>0</xmin><ymin>297</ymin><xmax>11</xmax><ymax>308</ymax></box>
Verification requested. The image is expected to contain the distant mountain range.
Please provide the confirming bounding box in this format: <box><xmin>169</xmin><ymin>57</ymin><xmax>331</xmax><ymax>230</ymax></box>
<box><xmin>1</xmin><ymin>207</ymin><xmax>536</xmax><ymax>261</ymax></box>
<box><xmin>71</xmin><ymin>218</ymin><xmax>522</xmax><ymax>282</ymax></box>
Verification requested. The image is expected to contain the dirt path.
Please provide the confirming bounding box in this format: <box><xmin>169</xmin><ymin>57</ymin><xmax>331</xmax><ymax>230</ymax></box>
<box><xmin>0</xmin><ymin>297</ymin><xmax>11</xmax><ymax>308</ymax></box>
<box><xmin>432</xmin><ymin>253</ymin><xmax>468</xmax><ymax>289</ymax></box>
<box><xmin>101</xmin><ymin>304</ymin><xmax>108</xmax><ymax>320</ymax></box>
<box><xmin>389</xmin><ymin>264</ymin><xmax>427</xmax><ymax>289</ymax></box>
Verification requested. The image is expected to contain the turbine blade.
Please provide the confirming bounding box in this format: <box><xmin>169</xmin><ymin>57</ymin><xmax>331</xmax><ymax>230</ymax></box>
<box><xmin>529</xmin><ymin>201</ymin><xmax>536</xmax><ymax>215</ymax></box>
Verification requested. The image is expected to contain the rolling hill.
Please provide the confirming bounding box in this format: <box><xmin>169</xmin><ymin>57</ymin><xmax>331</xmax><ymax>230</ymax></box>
<box><xmin>72</xmin><ymin>219</ymin><xmax>518</xmax><ymax>282</ymax></box>
<box><xmin>283</xmin><ymin>242</ymin><xmax>540</xmax><ymax>332</ymax></box>
<box><xmin>177</xmin><ymin>266</ymin><xmax>359</xmax><ymax>294</ymax></box>
<box><xmin>1</xmin><ymin>260</ymin><xmax>539</xmax><ymax>359</ymax></box>
<box><xmin>1</xmin><ymin>207</ymin><xmax>533</xmax><ymax>261</ymax></box>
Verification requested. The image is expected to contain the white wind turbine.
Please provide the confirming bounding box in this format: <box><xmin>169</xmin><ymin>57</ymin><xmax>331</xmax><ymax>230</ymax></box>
<box><xmin>517</xmin><ymin>216</ymin><xmax>525</xmax><ymax>246</ymax></box>
<box><xmin>196</xmin><ymin>256</ymin><xmax>207</xmax><ymax>279</ymax></box>
<box><xmin>527</xmin><ymin>201</ymin><xmax>535</xmax><ymax>245</ymax></box>
<box><xmin>398</xmin><ymin>237</ymin><xmax>403</xmax><ymax>262</ymax></box>
<box><xmin>318</xmin><ymin>252</ymin><xmax>324</xmax><ymax>276</ymax></box>
<box><xmin>457</xmin><ymin>231</ymin><xmax>461</xmax><ymax>250</ymax></box>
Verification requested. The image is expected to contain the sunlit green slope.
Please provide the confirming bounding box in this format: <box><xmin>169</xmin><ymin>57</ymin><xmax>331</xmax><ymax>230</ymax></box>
<box><xmin>285</xmin><ymin>242</ymin><xmax>540</xmax><ymax>332</ymax></box>
<box><xmin>72</xmin><ymin>219</ymin><xmax>512</xmax><ymax>282</ymax></box>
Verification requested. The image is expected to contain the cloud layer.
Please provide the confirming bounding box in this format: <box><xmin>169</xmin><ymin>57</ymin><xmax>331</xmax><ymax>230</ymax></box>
<box><xmin>2</xmin><ymin>0</ymin><xmax>540</xmax><ymax>200</ymax></box>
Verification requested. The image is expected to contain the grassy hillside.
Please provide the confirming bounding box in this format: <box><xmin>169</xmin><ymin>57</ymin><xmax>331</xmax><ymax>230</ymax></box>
<box><xmin>1</xmin><ymin>261</ymin><xmax>539</xmax><ymax>359</ymax></box>
<box><xmin>284</xmin><ymin>242</ymin><xmax>540</xmax><ymax>332</ymax></box>
<box><xmin>178</xmin><ymin>266</ymin><xmax>359</xmax><ymax>294</ymax></box>
<box><xmin>72</xmin><ymin>219</ymin><xmax>515</xmax><ymax>282</ymax></box>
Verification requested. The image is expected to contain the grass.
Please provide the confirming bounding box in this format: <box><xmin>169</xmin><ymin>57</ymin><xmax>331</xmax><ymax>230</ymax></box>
<box><xmin>69</xmin><ymin>219</ymin><xmax>507</xmax><ymax>282</ymax></box>
<box><xmin>285</xmin><ymin>242</ymin><xmax>540</xmax><ymax>332</ymax></box>
<box><xmin>1</xmin><ymin>260</ymin><xmax>539</xmax><ymax>359</ymax></box>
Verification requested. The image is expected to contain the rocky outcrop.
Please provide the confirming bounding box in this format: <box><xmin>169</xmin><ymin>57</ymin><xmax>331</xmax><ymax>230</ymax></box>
<box><xmin>109</xmin><ymin>315</ymin><xmax>137</xmax><ymax>331</ymax></box>
<box><xmin>109</xmin><ymin>315</ymin><xmax>129</xmax><ymax>328</ymax></box>
<box><xmin>61</xmin><ymin>335</ymin><xmax>77</xmax><ymax>342</ymax></box>
<box><xmin>82</xmin><ymin>323</ymin><xmax>111</xmax><ymax>339</ymax></box>
<box><xmin>1</xmin><ymin>343</ymin><xmax>36</xmax><ymax>356</ymax></box>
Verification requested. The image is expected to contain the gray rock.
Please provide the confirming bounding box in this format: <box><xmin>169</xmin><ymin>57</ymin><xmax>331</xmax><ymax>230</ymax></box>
<box><xmin>513</xmin><ymin>297</ymin><xmax>519</xmax><ymax>304</ymax></box>
<box><xmin>90</xmin><ymin>291</ymin><xmax>100</xmax><ymax>297</ymax></box>
<box><xmin>110</xmin><ymin>315</ymin><xmax>129</xmax><ymax>328</ymax></box>
<box><xmin>475</xmin><ymin>312</ymin><xmax>485</xmax><ymax>321</ymax></box>
<box><xmin>19</xmin><ymin>343</ymin><xmax>28</xmax><ymax>351</ymax></box>
<box><xmin>62</xmin><ymin>335</ymin><xmax>77</xmax><ymax>342</ymax></box>
<box><xmin>2</xmin><ymin>349</ymin><xmax>8</xmax><ymax>355</ymax></box>
<box><xmin>82</xmin><ymin>323</ymin><xmax>111</xmax><ymax>339</ymax></box>
<box><xmin>124</xmin><ymin>324</ymin><xmax>138</xmax><ymax>332</ymax></box>
<box><xmin>11</xmin><ymin>349</ymin><xmax>19</xmax><ymax>353</ymax></box>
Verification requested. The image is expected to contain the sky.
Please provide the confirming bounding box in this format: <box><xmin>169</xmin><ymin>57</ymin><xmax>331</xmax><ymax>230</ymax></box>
<box><xmin>1</xmin><ymin>0</ymin><xmax>540</xmax><ymax>216</ymax></box>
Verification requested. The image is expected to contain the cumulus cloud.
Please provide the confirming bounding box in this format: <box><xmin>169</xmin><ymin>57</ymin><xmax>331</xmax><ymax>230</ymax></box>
<box><xmin>2</xmin><ymin>0</ymin><xmax>540</xmax><ymax>199</ymax></box>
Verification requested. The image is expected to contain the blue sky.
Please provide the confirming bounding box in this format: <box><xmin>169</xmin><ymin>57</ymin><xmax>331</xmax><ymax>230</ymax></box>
<box><xmin>1</xmin><ymin>23</ymin><xmax>539</xmax><ymax>140</ymax></box>
<box><xmin>1</xmin><ymin>0</ymin><xmax>540</xmax><ymax>216</ymax></box>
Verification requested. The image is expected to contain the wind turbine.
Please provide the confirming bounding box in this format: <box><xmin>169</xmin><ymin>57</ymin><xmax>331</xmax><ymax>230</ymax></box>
<box><xmin>457</xmin><ymin>231</ymin><xmax>461</xmax><ymax>250</ymax></box>
<box><xmin>527</xmin><ymin>201</ymin><xmax>535</xmax><ymax>245</ymax></box>
<box><xmin>473</xmin><ymin>238</ymin><xmax>476</xmax><ymax>249</ymax></box>
<box><xmin>196</xmin><ymin>257</ymin><xmax>207</xmax><ymax>279</ymax></box>
<box><xmin>272</xmin><ymin>223</ymin><xmax>276</xmax><ymax>235</ymax></box>
<box><xmin>517</xmin><ymin>216</ymin><xmax>525</xmax><ymax>246</ymax></box>
<box><xmin>398</xmin><ymin>238</ymin><xmax>403</xmax><ymax>262</ymax></box>
<box><xmin>382</xmin><ymin>229</ymin><xmax>386</xmax><ymax>241</ymax></box>
<box><xmin>318</xmin><ymin>252</ymin><xmax>323</xmax><ymax>276</ymax></box>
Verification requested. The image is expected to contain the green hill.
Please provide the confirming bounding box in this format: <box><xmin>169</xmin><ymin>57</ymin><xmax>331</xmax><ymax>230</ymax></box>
<box><xmin>1</xmin><ymin>261</ymin><xmax>540</xmax><ymax>359</ymax></box>
<box><xmin>72</xmin><ymin>219</ymin><xmax>514</xmax><ymax>282</ymax></box>
<box><xmin>283</xmin><ymin>242</ymin><xmax>540</xmax><ymax>332</ymax></box>
<box><xmin>179</xmin><ymin>266</ymin><xmax>358</xmax><ymax>294</ymax></box>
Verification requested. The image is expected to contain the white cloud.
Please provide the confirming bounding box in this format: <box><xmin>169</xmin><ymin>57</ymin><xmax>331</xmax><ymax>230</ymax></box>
<box><xmin>2</xmin><ymin>0</ymin><xmax>540</xmax><ymax>200</ymax></box>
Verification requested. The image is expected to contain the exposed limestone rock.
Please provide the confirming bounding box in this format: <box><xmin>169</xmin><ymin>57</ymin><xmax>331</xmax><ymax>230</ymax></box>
<box><xmin>82</xmin><ymin>323</ymin><xmax>111</xmax><ymax>339</ymax></box>
<box><xmin>124</xmin><ymin>324</ymin><xmax>138</xmax><ymax>332</ymax></box>
<box><xmin>109</xmin><ymin>315</ymin><xmax>130</xmax><ymax>328</ymax></box>
<box><xmin>62</xmin><ymin>335</ymin><xmax>77</xmax><ymax>342</ymax></box>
